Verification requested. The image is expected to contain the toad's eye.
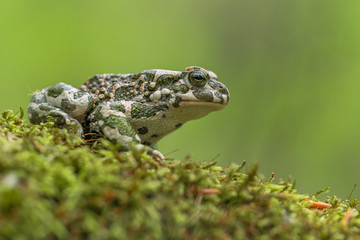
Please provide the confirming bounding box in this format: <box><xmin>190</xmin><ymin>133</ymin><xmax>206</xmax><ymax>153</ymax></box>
<box><xmin>188</xmin><ymin>70</ymin><xmax>208</xmax><ymax>87</ymax></box>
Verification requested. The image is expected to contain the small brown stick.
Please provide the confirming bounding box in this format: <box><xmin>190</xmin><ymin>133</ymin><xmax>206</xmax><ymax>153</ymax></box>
<box><xmin>348</xmin><ymin>184</ymin><xmax>357</xmax><ymax>200</ymax></box>
<box><xmin>304</xmin><ymin>198</ymin><xmax>332</xmax><ymax>210</ymax></box>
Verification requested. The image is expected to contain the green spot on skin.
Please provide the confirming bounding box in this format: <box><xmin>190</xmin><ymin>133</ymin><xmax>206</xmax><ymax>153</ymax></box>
<box><xmin>47</xmin><ymin>84</ymin><xmax>69</xmax><ymax>98</ymax></box>
<box><xmin>115</xmin><ymin>86</ymin><xmax>135</xmax><ymax>100</ymax></box>
<box><xmin>208</xmin><ymin>80</ymin><xmax>229</xmax><ymax>99</ymax></box>
<box><xmin>47</xmin><ymin>87</ymin><xmax>64</xmax><ymax>98</ymax></box>
<box><xmin>172</xmin><ymin>97</ymin><xmax>182</xmax><ymax>108</ymax></box>
<box><xmin>110</xmin><ymin>103</ymin><xmax>126</xmax><ymax>113</ymax></box>
<box><xmin>30</xmin><ymin>94</ymin><xmax>46</xmax><ymax>104</ymax></box>
<box><xmin>28</xmin><ymin>107</ymin><xmax>40</xmax><ymax>124</ymax></box>
<box><xmin>214</xmin><ymin>92</ymin><xmax>224</xmax><ymax>104</ymax></box>
<box><xmin>39</xmin><ymin>104</ymin><xmax>56</xmax><ymax>112</ymax></box>
<box><xmin>93</xmin><ymin>108</ymin><xmax>105</xmax><ymax>121</ymax></box>
<box><xmin>219</xmin><ymin>87</ymin><xmax>229</xmax><ymax>96</ymax></box>
<box><xmin>156</xmin><ymin>74</ymin><xmax>181</xmax><ymax>87</ymax></box>
<box><xmin>86</xmin><ymin>96</ymin><xmax>94</xmax><ymax>112</ymax></box>
<box><xmin>61</xmin><ymin>99</ymin><xmax>76</xmax><ymax>112</ymax></box>
<box><xmin>172</xmin><ymin>84</ymin><xmax>189</xmax><ymax>94</ymax></box>
<box><xmin>160</xmin><ymin>94</ymin><xmax>171</xmax><ymax>102</ymax></box>
<box><xmin>208</xmin><ymin>80</ymin><xmax>217</xmax><ymax>90</ymax></box>
<box><xmin>192</xmin><ymin>90</ymin><xmax>214</xmax><ymax>102</ymax></box>
<box><xmin>131</xmin><ymin>103</ymin><xmax>168</xmax><ymax>119</ymax></box>
<box><xmin>105</xmin><ymin>115</ymin><xmax>137</xmax><ymax>137</ymax></box>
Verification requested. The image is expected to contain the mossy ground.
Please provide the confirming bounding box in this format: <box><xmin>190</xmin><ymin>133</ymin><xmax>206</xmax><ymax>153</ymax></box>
<box><xmin>0</xmin><ymin>109</ymin><xmax>360</xmax><ymax>239</ymax></box>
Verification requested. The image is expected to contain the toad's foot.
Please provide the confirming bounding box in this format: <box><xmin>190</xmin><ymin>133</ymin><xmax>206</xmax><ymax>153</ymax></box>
<box><xmin>147</xmin><ymin>148</ymin><xmax>165</xmax><ymax>164</ymax></box>
<box><xmin>131</xmin><ymin>143</ymin><xmax>165</xmax><ymax>164</ymax></box>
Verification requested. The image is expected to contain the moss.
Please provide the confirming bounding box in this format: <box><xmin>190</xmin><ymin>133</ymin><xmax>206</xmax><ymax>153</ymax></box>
<box><xmin>0</xmin><ymin>108</ymin><xmax>360</xmax><ymax>239</ymax></box>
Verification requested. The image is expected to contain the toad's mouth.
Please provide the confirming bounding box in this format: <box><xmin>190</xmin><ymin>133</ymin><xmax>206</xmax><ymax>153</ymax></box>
<box><xmin>179</xmin><ymin>101</ymin><xmax>226</xmax><ymax>111</ymax></box>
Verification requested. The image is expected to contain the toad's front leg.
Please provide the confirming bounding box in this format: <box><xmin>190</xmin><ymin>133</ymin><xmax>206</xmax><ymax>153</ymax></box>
<box><xmin>89</xmin><ymin>103</ymin><xmax>165</xmax><ymax>163</ymax></box>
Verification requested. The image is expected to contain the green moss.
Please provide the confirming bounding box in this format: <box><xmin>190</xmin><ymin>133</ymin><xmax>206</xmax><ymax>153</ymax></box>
<box><xmin>0</xmin><ymin>108</ymin><xmax>360</xmax><ymax>239</ymax></box>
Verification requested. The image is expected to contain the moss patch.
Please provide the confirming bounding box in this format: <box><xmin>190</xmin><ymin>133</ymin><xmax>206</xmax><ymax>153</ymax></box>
<box><xmin>0</xmin><ymin>109</ymin><xmax>360</xmax><ymax>239</ymax></box>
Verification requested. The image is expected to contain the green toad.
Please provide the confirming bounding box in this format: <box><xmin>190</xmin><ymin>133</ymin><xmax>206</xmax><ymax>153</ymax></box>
<box><xmin>28</xmin><ymin>66</ymin><xmax>230</xmax><ymax>161</ymax></box>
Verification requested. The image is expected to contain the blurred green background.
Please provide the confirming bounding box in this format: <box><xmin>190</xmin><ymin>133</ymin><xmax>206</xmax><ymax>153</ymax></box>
<box><xmin>1</xmin><ymin>0</ymin><xmax>360</xmax><ymax>198</ymax></box>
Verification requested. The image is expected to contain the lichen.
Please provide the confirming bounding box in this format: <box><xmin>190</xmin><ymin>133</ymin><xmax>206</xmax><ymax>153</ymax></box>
<box><xmin>0</xmin><ymin>108</ymin><xmax>359</xmax><ymax>239</ymax></box>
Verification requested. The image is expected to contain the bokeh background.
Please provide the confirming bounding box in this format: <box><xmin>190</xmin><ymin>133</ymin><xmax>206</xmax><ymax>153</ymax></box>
<box><xmin>1</xmin><ymin>0</ymin><xmax>360</xmax><ymax>198</ymax></box>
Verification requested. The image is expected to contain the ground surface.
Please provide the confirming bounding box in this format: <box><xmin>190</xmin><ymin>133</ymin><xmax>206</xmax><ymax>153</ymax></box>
<box><xmin>0</xmin><ymin>109</ymin><xmax>359</xmax><ymax>239</ymax></box>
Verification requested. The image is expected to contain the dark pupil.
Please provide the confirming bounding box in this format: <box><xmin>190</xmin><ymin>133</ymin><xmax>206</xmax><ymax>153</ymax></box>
<box><xmin>192</xmin><ymin>73</ymin><xmax>204</xmax><ymax>81</ymax></box>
